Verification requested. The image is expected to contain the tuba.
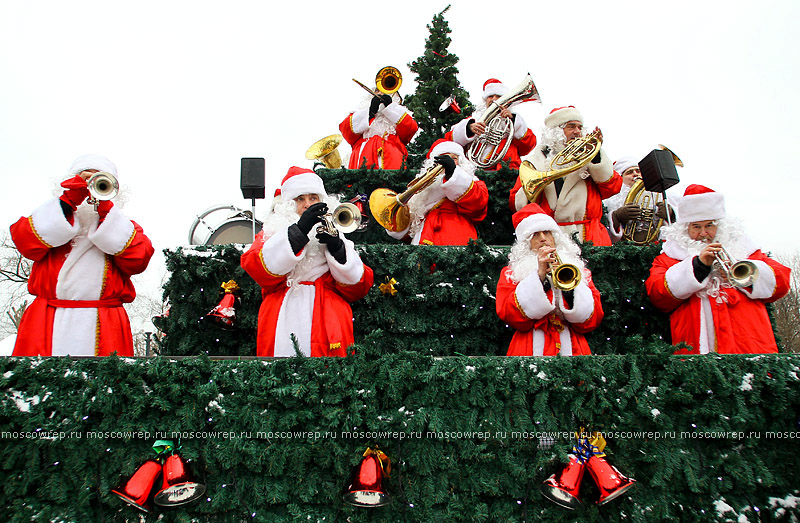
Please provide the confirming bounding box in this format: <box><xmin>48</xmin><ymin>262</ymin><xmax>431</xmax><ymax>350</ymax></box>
<box><xmin>316</xmin><ymin>203</ymin><xmax>363</xmax><ymax>237</ymax></box>
<box><xmin>714</xmin><ymin>246</ymin><xmax>759</xmax><ymax>288</ymax></box>
<box><xmin>550</xmin><ymin>253</ymin><xmax>582</xmax><ymax>291</ymax></box>
<box><xmin>87</xmin><ymin>171</ymin><xmax>119</xmax><ymax>210</ymax></box>
<box><xmin>353</xmin><ymin>66</ymin><xmax>403</xmax><ymax>99</ymax></box>
<box><xmin>621</xmin><ymin>180</ymin><xmax>664</xmax><ymax>245</ymax></box>
<box><xmin>306</xmin><ymin>134</ymin><xmax>343</xmax><ymax>169</ymax></box>
<box><xmin>519</xmin><ymin>129</ymin><xmax>603</xmax><ymax>203</ymax></box>
<box><xmin>368</xmin><ymin>163</ymin><xmax>445</xmax><ymax>233</ymax></box>
<box><xmin>467</xmin><ymin>74</ymin><xmax>541</xmax><ymax>169</ymax></box>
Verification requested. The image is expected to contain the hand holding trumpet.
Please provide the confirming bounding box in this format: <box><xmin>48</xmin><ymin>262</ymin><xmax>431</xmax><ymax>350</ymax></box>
<box><xmin>698</xmin><ymin>242</ymin><xmax>723</xmax><ymax>267</ymax></box>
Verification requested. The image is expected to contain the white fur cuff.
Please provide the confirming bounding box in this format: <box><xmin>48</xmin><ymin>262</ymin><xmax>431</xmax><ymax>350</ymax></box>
<box><xmin>664</xmin><ymin>257</ymin><xmax>707</xmax><ymax>300</ymax></box>
<box><xmin>88</xmin><ymin>206</ymin><xmax>135</xmax><ymax>255</ymax></box>
<box><xmin>326</xmin><ymin>237</ymin><xmax>364</xmax><ymax>285</ymax></box>
<box><xmin>30</xmin><ymin>198</ymin><xmax>80</xmax><ymax>247</ymax></box>
<box><xmin>739</xmin><ymin>259</ymin><xmax>777</xmax><ymax>300</ymax></box>
<box><xmin>262</xmin><ymin>229</ymin><xmax>302</xmax><ymax>276</ymax></box>
<box><xmin>559</xmin><ymin>280</ymin><xmax>594</xmax><ymax>324</ymax></box>
<box><xmin>515</xmin><ymin>274</ymin><xmax>556</xmax><ymax>320</ymax></box>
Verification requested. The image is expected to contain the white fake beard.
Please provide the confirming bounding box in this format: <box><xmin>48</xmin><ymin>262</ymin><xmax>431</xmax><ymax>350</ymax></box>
<box><xmin>507</xmin><ymin>230</ymin><xmax>585</xmax><ymax>283</ymax></box>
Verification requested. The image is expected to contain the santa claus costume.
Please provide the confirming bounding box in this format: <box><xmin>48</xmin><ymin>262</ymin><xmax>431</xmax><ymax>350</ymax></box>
<box><xmin>386</xmin><ymin>139</ymin><xmax>488</xmax><ymax>246</ymax></box>
<box><xmin>646</xmin><ymin>185</ymin><xmax>791</xmax><ymax>354</ymax></box>
<box><xmin>508</xmin><ymin>106</ymin><xmax>622</xmax><ymax>246</ymax></box>
<box><xmin>447</xmin><ymin>78</ymin><xmax>537</xmax><ymax>171</ymax></box>
<box><xmin>11</xmin><ymin>154</ymin><xmax>154</xmax><ymax>357</ymax></box>
<box><xmin>339</xmin><ymin>92</ymin><xmax>418</xmax><ymax>170</ymax></box>
<box><xmin>240</xmin><ymin>167</ymin><xmax>374</xmax><ymax>357</ymax></box>
<box><xmin>496</xmin><ymin>203</ymin><xmax>604</xmax><ymax>356</ymax></box>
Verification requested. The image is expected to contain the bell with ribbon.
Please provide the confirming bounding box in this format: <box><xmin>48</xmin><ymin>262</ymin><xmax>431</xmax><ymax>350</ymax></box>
<box><xmin>343</xmin><ymin>446</ymin><xmax>391</xmax><ymax>507</ymax></box>
<box><xmin>206</xmin><ymin>280</ymin><xmax>240</xmax><ymax>329</ymax></box>
<box><xmin>154</xmin><ymin>452</ymin><xmax>207</xmax><ymax>507</ymax></box>
<box><xmin>111</xmin><ymin>459</ymin><xmax>163</xmax><ymax>513</ymax></box>
<box><xmin>586</xmin><ymin>454</ymin><xmax>636</xmax><ymax>505</ymax></box>
<box><xmin>540</xmin><ymin>453</ymin><xmax>585</xmax><ymax>510</ymax></box>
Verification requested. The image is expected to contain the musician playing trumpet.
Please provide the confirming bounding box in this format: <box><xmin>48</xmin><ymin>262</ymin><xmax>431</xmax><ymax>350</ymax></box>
<box><xmin>646</xmin><ymin>184</ymin><xmax>791</xmax><ymax>354</ymax></box>
<box><xmin>241</xmin><ymin>167</ymin><xmax>374</xmax><ymax>357</ymax></box>
<box><xmin>385</xmin><ymin>139</ymin><xmax>489</xmax><ymax>245</ymax></box>
<box><xmin>496</xmin><ymin>203</ymin><xmax>604</xmax><ymax>356</ymax></box>
<box><xmin>509</xmin><ymin>106</ymin><xmax>622</xmax><ymax>246</ymax></box>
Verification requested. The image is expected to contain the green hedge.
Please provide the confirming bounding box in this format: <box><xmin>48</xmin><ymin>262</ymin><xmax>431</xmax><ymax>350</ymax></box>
<box><xmin>2</xmin><ymin>353</ymin><xmax>799</xmax><ymax>522</ymax></box>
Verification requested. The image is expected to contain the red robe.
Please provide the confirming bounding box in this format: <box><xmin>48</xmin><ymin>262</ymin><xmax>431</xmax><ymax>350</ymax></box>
<box><xmin>509</xmin><ymin>146</ymin><xmax>622</xmax><ymax>246</ymax></box>
<box><xmin>241</xmin><ymin>228</ymin><xmax>373</xmax><ymax>357</ymax></box>
<box><xmin>496</xmin><ymin>266</ymin><xmax>604</xmax><ymax>356</ymax></box>
<box><xmin>447</xmin><ymin>112</ymin><xmax>536</xmax><ymax>170</ymax></box>
<box><xmin>387</xmin><ymin>166</ymin><xmax>489</xmax><ymax>245</ymax></box>
<box><xmin>11</xmin><ymin>199</ymin><xmax>154</xmax><ymax>357</ymax></box>
<box><xmin>646</xmin><ymin>241</ymin><xmax>790</xmax><ymax>354</ymax></box>
<box><xmin>339</xmin><ymin>102</ymin><xmax>418</xmax><ymax>169</ymax></box>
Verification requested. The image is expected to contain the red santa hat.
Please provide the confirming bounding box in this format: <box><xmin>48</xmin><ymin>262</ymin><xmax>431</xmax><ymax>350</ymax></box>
<box><xmin>280</xmin><ymin>166</ymin><xmax>326</xmax><ymax>202</ymax></box>
<box><xmin>427</xmin><ymin>139</ymin><xmax>464</xmax><ymax>159</ymax></box>
<box><xmin>544</xmin><ymin>106</ymin><xmax>583</xmax><ymax>128</ymax></box>
<box><xmin>678</xmin><ymin>184</ymin><xmax>726</xmax><ymax>223</ymax></box>
<box><xmin>512</xmin><ymin>203</ymin><xmax>560</xmax><ymax>240</ymax></box>
<box><xmin>613</xmin><ymin>156</ymin><xmax>639</xmax><ymax>176</ymax></box>
<box><xmin>482</xmin><ymin>78</ymin><xmax>508</xmax><ymax>100</ymax></box>
<box><xmin>69</xmin><ymin>154</ymin><xmax>118</xmax><ymax>177</ymax></box>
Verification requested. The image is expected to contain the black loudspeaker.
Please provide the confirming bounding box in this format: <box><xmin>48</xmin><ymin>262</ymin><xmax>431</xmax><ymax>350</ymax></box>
<box><xmin>638</xmin><ymin>149</ymin><xmax>680</xmax><ymax>193</ymax></box>
<box><xmin>240</xmin><ymin>158</ymin><xmax>265</xmax><ymax>199</ymax></box>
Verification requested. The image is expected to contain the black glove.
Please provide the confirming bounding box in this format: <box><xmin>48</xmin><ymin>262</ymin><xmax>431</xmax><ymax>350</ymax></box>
<box><xmin>296</xmin><ymin>202</ymin><xmax>328</xmax><ymax>235</ymax></box>
<box><xmin>380</xmin><ymin>94</ymin><xmax>392</xmax><ymax>107</ymax></box>
<box><xmin>317</xmin><ymin>230</ymin><xmax>347</xmax><ymax>264</ymax></box>
<box><xmin>591</xmin><ymin>150</ymin><xmax>602</xmax><ymax>164</ymax></box>
<box><xmin>612</xmin><ymin>203</ymin><xmax>640</xmax><ymax>227</ymax></box>
<box><xmin>435</xmin><ymin>154</ymin><xmax>456</xmax><ymax>181</ymax></box>
<box><xmin>465</xmin><ymin>118</ymin><xmax>477</xmax><ymax>138</ymax></box>
<box><xmin>369</xmin><ymin>97</ymin><xmax>382</xmax><ymax>119</ymax></box>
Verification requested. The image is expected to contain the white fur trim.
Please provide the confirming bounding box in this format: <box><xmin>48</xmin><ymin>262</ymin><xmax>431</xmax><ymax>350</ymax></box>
<box><xmin>262</xmin><ymin>228</ymin><xmax>304</xmax><ymax>276</ymax></box>
<box><xmin>273</xmin><ymin>285</ymin><xmax>315</xmax><ymax>357</ymax></box>
<box><xmin>587</xmin><ymin>148</ymin><xmax>614</xmax><ymax>183</ymax></box>
<box><xmin>515</xmin><ymin>214</ymin><xmax>560</xmax><ymax>240</ymax></box>
<box><xmin>559</xmin><ymin>280</ymin><xmax>594</xmax><ymax>324</ymax></box>
<box><xmin>326</xmin><ymin>237</ymin><xmax>365</xmax><ymax>285</ymax></box>
<box><xmin>739</xmin><ymin>259</ymin><xmax>777</xmax><ymax>300</ymax></box>
<box><xmin>513</xmin><ymin>113</ymin><xmax>529</xmax><ymax>140</ymax></box>
<box><xmin>513</xmin><ymin>187</ymin><xmax>528</xmax><ymax>212</ymax></box>
<box><xmin>430</xmin><ymin>141</ymin><xmax>464</xmax><ymax>158</ymax></box>
<box><xmin>515</xmin><ymin>273</ymin><xmax>556</xmax><ymax>320</ymax></box>
<box><xmin>678</xmin><ymin>192</ymin><xmax>726</xmax><ymax>223</ymax></box>
<box><xmin>87</xmin><ymin>205</ymin><xmax>135</xmax><ymax>255</ymax></box>
<box><xmin>69</xmin><ymin>154</ymin><xmax>117</xmax><ymax>176</ymax></box>
<box><xmin>350</xmin><ymin>107</ymin><xmax>370</xmax><ymax>134</ymax></box>
<box><xmin>545</xmin><ymin>107</ymin><xmax>583</xmax><ymax>128</ymax></box>
<box><xmin>450</xmin><ymin>118</ymin><xmax>475</xmax><ymax>146</ymax></box>
<box><xmin>30</xmin><ymin>198</ymin><xmax>80</xmax><ymax>247</ymax></box>
<box><xmin>380</xmin><ymin>102</ymin><xmax>406</xmax><ymax>123</ymax></box>
<box><xmin>441</xmin><ymin>166</ymin><xmax>473</xmax><ymax>201</ymax></box>
<box><xmin>483</xmin><ymin>82</ymin><xmax>507</xmax><ymax>100</ymax></box>
<box><xmin>664</xmin><ymin>257</ymin><xmax>707</xmax><ymax>299</ymax></box>
<box><xmin>281</xmin><ymin>172</ymin><xmax>326</xmax><ymax>203</ymax></box>
<box><xmin>558</xmin><ymin>328</ymin><xmax>574</xmax><ymax>356</ymax></box>
<box><xmin>613</xmin><ymin>157</ymin><xmax>638</xmax><ymax>176</ymax></box>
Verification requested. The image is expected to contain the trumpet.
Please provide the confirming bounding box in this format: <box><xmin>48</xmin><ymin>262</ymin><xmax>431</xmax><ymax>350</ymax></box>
<box><xmin>316</xmin><ymin>203</ymin><xmax>363</xmax><ymax>237</ymax></box>
<box><xmin>713</xmin><ymin>246</ymin><xmax>758</xmax><ymax>288</ymax></box>
<box><xmin>87</xmin><ymin>171</ymin><xmax>119</xmax><ymax>210</ymax></box>
<box><xmin>549</xmin><ymin>253</ymin><xmax>581</xmax><ymax>292</ymax></box>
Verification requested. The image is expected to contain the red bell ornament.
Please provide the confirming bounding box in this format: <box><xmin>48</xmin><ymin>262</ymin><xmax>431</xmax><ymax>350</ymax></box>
<box><xmin>540</xmin><ymin>454</ymin><xmax>585</xmax><ymax>510</ymax></box>
<box><xmin>586</xmin><ymin>455</ymin><xmax>636</xmax><ymax>505</ymax></box>
<box><xmin>206</xmin><ymin>280</ymin><xmax>240</xmax><ymax>328</ymax></box>
<box><xmin>343</xmin><ymin>447</ymin><xmax>391</xmax><ymax>507</ymax></box>
<box><xmin>153</xmin><ymin>453</ymin><xmax>207</xmax><ymax>507</ymax></box>
<box><xmin>111</xmin><ymin>459</ymin><xmax>163</xmax><ymax>513</ymax></box>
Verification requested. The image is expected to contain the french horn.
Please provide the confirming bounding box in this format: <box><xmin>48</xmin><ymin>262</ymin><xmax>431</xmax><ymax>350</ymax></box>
<box><xmin>519</xmin><ymin>129</ymin><xmax>603</xmax><ymax>203</ymax></box>
<box><xmin>316</xmin><ymin>202</ymin><xmax>363</xmax><ymax>237</ymax></box>
<box><xmin>87</xmin><ymin>171</ymin><xmax>119</xmax><ymax>210</ymax></box>
<box><xmin>467</xmin><ymin>74</ymin><xmax>541</xmax><ymax>169</ymax></box>
<box><xmin>306</xmin><ymin>134</ymin><xmax>343</xmax><ymax>169</ymax></box>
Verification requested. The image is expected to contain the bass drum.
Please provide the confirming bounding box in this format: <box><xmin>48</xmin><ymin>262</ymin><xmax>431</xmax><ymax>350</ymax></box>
<box><xmin>188</xmin><ymin>205</ymin><xmax>262</xmax><ymax>245</ymax></box>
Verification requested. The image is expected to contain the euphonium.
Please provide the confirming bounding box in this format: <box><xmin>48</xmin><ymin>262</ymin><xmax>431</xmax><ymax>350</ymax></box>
<box><xmin>467</xmin><ymin>74</ymin><xmax>541</xmax><ymax>169</ymax></box>
<box><xmin>87</xmin><ymin>171</ymin><xmax>119</xmax><ymax>209</ymax></box>
<box><xmin>713</xmin><ymin>246</ymin><xmax>759</xmax><ymax>288</ymax></box>
<box><xmin>519</xmin><ymin>129</ymin><xmax>602</xmax><ymax>203</ymax></box>
<box><xmin>368</xmin><ymin>163</ymin><xmax>445</xmax><ymax>233</ymax></box>
<box><xmin>550</xmin><ymin>253</ymin><xmax>581</xmax><ymax>291</ymax></box>
<box><xmin>316</xmin><ymin>203</ymin><xmax>363</xmax><ymax>236</ymax></box>
<box><xmin>621</xmin><ymin>179</ymin><xmax>664</xmax><ymax>245</ymax></box>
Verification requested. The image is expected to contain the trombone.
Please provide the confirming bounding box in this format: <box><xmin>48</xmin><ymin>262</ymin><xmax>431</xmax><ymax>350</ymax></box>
<box><xmin>353</xmin><ymin>66</ymin><xmax>403</xmax><ymax>99</ymax></box>
<box><xmin>713</xmin><ymin>246</ymin><xmax>758</xmax><ymax>288</ymax></box>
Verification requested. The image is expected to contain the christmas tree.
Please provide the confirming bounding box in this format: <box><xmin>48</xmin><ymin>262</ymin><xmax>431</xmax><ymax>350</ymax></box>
<box><xmin>403</xmin><ymin>5</ymin><xmax>473</xmax><ymax>169</ymax></box>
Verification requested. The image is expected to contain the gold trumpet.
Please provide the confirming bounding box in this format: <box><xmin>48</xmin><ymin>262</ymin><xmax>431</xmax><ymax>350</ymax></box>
<box><xmin>316</xmin><ymin>203</ymin><xmax>363</xmax><ymax>237</ymax></box>
<box><xmin>714</xmin><ymin>246</ymin><xmax>758</xmax><ymax>288</ymax></box>
<box><xmin>549</xmin><ymin>253</ymin><xmax>581</xmax><ymax>291</ymax></box>
<box><xmin>353</xmin><ymin>66</ymin><xmax>403</xmax><ymax>98</ymax></box>
<box><xmin>368</xmin><ymin>163</ymin><xmax>444</xmax><ymax>233</ymax></box>
<box><xmin>519</xmin><ymin>129</ymin><xmax>603</xmax><ymax>202</ymax></box>
<box><xmin>87</xmin><ymin>171</ymin><xmax>119</xmax><ymax>210</ymax></box>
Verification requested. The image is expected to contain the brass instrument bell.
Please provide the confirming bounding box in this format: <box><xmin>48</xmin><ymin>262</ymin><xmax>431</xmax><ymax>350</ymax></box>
<box><xmin>306</xmin><ymin>134</ymin><xmax>343</xmax><ymax>169</ymax></box>
<box><xmin>353</xmin><ymin>66</ymin><xmax>403</xmax><ymax>98</ymax></box>
<box><xmin>550</xmin><ymin>253</ymin><xmax>581</xmax><ymax>292</ymax></box>
<box><xmin>714</xmin><ymin>246</ymin><xmax>759</xmax><ymax>288</ymax></box>
<box><xmin>621</xmin><ymin>179</ymin><xmax>664</xmax><ymax>245</ymax></box>
<box><xmin>317</xmin><ymin>202</ymin><xmax>363</xmax><ymax>236</ymax></box>
<box><xmin>87</xmin><ymin>171</ymin><xmax>119</xmax><ymax>209</ymax></box>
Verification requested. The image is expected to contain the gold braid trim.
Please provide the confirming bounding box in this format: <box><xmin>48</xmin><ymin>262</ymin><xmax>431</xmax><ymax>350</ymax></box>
<box><xmin>113</xmin><ymin>229</ymin><xmax>137</xmax><ymax>256</ymax></box>
<box><xmin>28</xmin><ymin>216</ymin><xmax>54</xmax><ymax>248</ymax></box>
<box><xmin>453</xmin><ymin>179</ymin><xmax>476</xmax><ymax>204</ymax></box>
<box><xmin>259</xmin><ymin>249</ymin><xmax>286</xmax><ymax>278</ymax></box>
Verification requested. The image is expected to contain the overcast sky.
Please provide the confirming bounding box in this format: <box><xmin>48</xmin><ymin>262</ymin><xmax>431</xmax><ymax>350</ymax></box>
<box><xmin>2</xmin><ymin>0</ymin><xmax>799</xmax><ymax>328</ymax></box>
